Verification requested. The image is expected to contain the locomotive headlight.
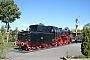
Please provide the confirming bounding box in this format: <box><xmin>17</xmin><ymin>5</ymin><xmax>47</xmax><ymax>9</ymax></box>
<box><xmin>41</xmin><ymin>37</ymin><xmax>43</xmax><ymax>40</ymax></box>
<box><xmin>21</xmin><ymin>42</ymin><xmax>24</xmax><ymax>46</ymax></box>
<box><xmin>52</xmin><ymin>29</ymin><xmax>53</xmax><ymax>32</ymax></box>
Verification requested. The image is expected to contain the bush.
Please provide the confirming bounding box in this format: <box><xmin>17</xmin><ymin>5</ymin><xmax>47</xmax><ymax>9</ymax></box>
<box><xmin>0</xmin><ymin>42</ymin><xmax>15</xmax><ymax>59</ymax></box>
<box><xmin>66</xmin><ymin>55</ymin><xmax>88</xmax><ymax>59</ymax></box>
<box><xmin>81</xmin><ymin>28</ymin><xmax>90</xmax><ymax>57</ymax></box>
<box><xmin>7</xmin><ymin>42</ymin><xmax>16</xmax><ymax>49</ymax></box>
<box><xmin>66</xmin><ymin>55</ymin><xmax>72</xmax><ymax>58</ymax></box>
<box><xmin>76</xmin><ymin>55</ymin><xmax>86</xmax><ymax>58</ymax></box>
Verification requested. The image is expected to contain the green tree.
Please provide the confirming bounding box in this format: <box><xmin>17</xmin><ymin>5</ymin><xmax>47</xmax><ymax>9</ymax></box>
<box><xmin>8</xmin><ymin>29</ymin><xmax>12</xmax><ymax>41</ymax></box>
<box><xmin>39</xmin><ymin>23</ymin><xmax>45</xmax><ymax>26</ymax></box>
<box><xmin>11</xmin><ymin>27</ymin><xmax>19</xmax><ymax>39</ymax></box>
<box><xmin>26</xmin><ymin>28</ymin><xmax>28</xmax><ymax>31</ymax></box>
<box><xmin>0</xmin><ymin>25</ymin><xmax>6</xmax><ymax>36</ymax></box>
<box><xmin>14</xmin><ymin>27</ymin><xmax>19</xmax><ymax>35</ymax></box>
<box><xmin>0</xmin><ymin>1</ymin><xmax>21</xmax><ymax>31</ymax></box>
<box><xmin>64</xmin><ymin>27</ymin><xmax>70</xmax><ymax>30</ymax></box>
<box><xmin>0</xmin><ymin>1</ymin><xmax>21</xmax><ymax>43</ymax></box>
<box><xmin>71</xmin><ymin>29</ymin><xmax>82</xmax><ymax>32</ymax></box>
<box><xmin>0</xmin><ymin>25</ymin><xmax>6</xmax><ymax>42</ymax></box>
<box><xmin>0</xmin><ymin>1</ymin><xmax>21</xmax><ymax>58</ymax></box>
<box><xmin>77</xmin><ymin>29</ymin><xmax>82</xmax><ymax>32</ymax></box>
<box><xmin>0</xmin><ymin>0</ymin><xmax>13</xmax><ymax>2</ymax></box>
<box><xmin>81</xmin><ymin>27</ymin><xmax>90</xmax><ymax>57</ymax></box>
<box><xmin>83</xmin><ymin>23</ymin><xmax>90</xmax><ymax>29</ymax></box>
<box><xmin>71</xmin><ymin>29</ymin><xmax>75</xmax><ymax>32</ymax></box>
<box><xmin>0</xmin><ymin>25</ymin><xmax>7</xmax><ymax>59</ymax></box>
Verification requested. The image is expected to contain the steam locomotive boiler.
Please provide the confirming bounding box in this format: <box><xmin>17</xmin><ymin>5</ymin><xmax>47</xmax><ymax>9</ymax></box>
<box><xmin>14</xmin><ymin>25</ymin><xmax>71</xmax><ymax>51</ymax></box>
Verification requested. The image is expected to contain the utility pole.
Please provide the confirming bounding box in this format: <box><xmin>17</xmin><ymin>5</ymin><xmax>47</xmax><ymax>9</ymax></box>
<box><xmin>75</xmin><ymin>15</ymin><xmax>80</xmax><ymax>37</ymax></box>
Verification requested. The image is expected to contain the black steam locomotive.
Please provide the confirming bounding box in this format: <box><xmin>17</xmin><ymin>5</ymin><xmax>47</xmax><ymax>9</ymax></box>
<box><xmin>14</xmin><ymin>25</ymin><xmax>71</xmax><ymax>51</ymax></box>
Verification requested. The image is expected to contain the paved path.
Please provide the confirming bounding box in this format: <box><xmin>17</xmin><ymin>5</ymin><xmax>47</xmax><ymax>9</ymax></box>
<box><xmin>7</xmin><ymin>43</ymin><xmax>82</xmax><ymax>60</ymax></box>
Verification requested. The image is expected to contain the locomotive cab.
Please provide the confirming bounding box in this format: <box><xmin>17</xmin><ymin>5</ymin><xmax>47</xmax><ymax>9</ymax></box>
<box><xmin>29</xmin><ymin>25</ymin><xmax>54</xmax><ymax>46</ymax></box>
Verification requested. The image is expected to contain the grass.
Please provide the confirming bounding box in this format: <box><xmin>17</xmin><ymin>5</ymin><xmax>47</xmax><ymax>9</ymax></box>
<box><xmin>0</xmin><ymin>42</ymin><xmax>15</xmax><ymax>50</ymax></box>
<box><xmin>0</xmin><ymin>42</ymin><xmax>15</xmax><ymax>59</ymax></box>
<box><xmin>7</xmin><ymin>42</ymin><xmax>16</xmax><ymax>49</ymax></box>
<box><xmin>66</xmin><ymin>55</ymin><xmax>90</xmax><ymax>59</ymax></box>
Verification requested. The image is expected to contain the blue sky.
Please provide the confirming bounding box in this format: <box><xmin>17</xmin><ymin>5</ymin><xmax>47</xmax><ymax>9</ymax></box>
<box><xmin>0</xmin><ymin>0</ymin><xmax>90</xmax><ymax>30</ymax></box>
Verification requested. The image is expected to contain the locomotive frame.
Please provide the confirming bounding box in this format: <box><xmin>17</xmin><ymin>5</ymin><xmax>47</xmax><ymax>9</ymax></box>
<box><xmin>14</xmin><ymin>25</ymin><xmax>71</xmax><ymax>51</ymax></box>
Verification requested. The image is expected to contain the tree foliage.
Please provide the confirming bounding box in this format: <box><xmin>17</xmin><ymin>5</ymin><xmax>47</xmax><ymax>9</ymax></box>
<box><xmin>83</xmin><ymin>23</ymin><xmax>90</xmax><ymax>29</ymax></box>
<box><xmin>11</xmin><ymin>27</ymin><xmax>19</xmax><ymax>39</ymax></box>
<box><xmin>39</xmin><ymin>23</ymin><xmax>45</xmax><ymax>26</ymax></box>
<box><xmin>0</xmin><ymin>25</ymin><xmax>7</xmax><ymax>59</ymax></box>
<box><xmin>71</xmin><ymin>29</ymin><xmax>75</xmax><ymax>32</ymax></box>
<box><xmin>0</xmin><ymin>25</ymin><xmax>7</xmax><ymax>42</ymax></box>
<box><xmin>0</xmin><ymin>25</ymin><xmax>6</xmax><ymax>36</ymax></box>
<box><xmin>0</xmin><ymin>26</ymin><xmax>19</xmax><ymax>42</ymax></box>
<box><xmin>64</xmin><ymin>27</ymin><xmax>70</xmax><ymax>30</ymax></box>
<box><xmin>0</xmin><ymin>1</ymin><xmax>21</xmax><ymax>23</ymax></box>
<box><xmin>81</xmin><ymin>27</ymin><xmax>90</xmax><ymax>57</ymax></box>
<box><xmin>0</xmin><ymin>1</ymin><xmax>21</xmax><ymax>58</ymax></box>
<box><xmin>26</xmin><ymin>28</ymin><xmax>28</xmax><ymax>31</ymax></box>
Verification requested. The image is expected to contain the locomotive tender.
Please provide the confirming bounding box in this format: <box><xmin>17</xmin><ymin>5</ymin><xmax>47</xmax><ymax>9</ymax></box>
<box><xmin>14</xmin><ymin>25</ymin><xmax>71</xmax><ymax>51</ymax></box>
